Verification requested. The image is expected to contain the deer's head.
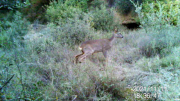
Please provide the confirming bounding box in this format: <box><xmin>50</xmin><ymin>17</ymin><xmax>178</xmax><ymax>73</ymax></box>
<box><xmin>114</xmin><ymin>28</ymin><xmax>123</xmax><ymax>38</ymax></box>
<box><xmin>114</xmin><ymin>32</ymin><xmax>123</xmax><ymax>38</ymax></box>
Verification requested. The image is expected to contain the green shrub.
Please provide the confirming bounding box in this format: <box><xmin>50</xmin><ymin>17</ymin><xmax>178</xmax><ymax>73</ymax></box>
<box><xmin>142</xmin><ymin>0</ymin><xmax>180</xmax><ymax>25</ymax></box>
<box><xmin>160</xmin><ymin>47</ymin><xmax>180</xmax><ymax>68</ymax></box>
<box><xmin>137</xmin><ymin>46</ymin><xmax>180</xmax><ymax>73</ymax></box>
<box><xmin>0</xmin><ymin>11</ymin><xmax>15</xmax><ymax>30</ymax></box>
<box><xmin>63</xmin><ymin>0</ymin><xmax>89</xmax><ymax>12</ymax></box>
<box><xmin>134</xmin><ymin>2</ymin><xmax>180</xmax><ymax>57</ymax></box>
<box><xmin>46</xmin><ymin>0</ymin><xmax>89</xmax><ymax>24</ymax></box>
<box><xmin>46</xmin><ymin>0</ymin><xmax>119</xmax><ymax>32</ymax></box>
<box><xmin>0</xmin><ymin>47</ymin><xmax>46</xmax><ymax>100</ymax></box>
<box><xmin>158</xmin><ymin>68</ymin><xmax>180</xmax><ymax>100</ymax></box>
<box><xmin>115</xmin><ymin>0</ymin><xmax>142</xmax><ymax>15</ymax></box>
<box><xmin>48</xmin><ymin>15</ymin><xmax>94</xmax><ymax>47</ymax></box>
<box><xmin>21</xmin><ymin>0</ymin><xmax>48</xmax><ymax>22</ymax></box>
<box><xmin>0</xmin><ymin>11</ymin><xmax>30</xmax><ymax>49</ymax></box>
<box><xmin>133</xmin><ymin>2</ymin><xmax>180</xmax><ymax>100</ymax></box>
<box><xmin>139</xmin><ymin>26</ymin><xmax>180</xmax><ymax>57</ymax></box>
<box><xmin>89</xmin><ymin>0</ymin><xmax>107</xmax><ymax>9</ymax></box>
<box><xmin>135</xmin><ymin>47</ymin><xmax>180</xmax><ymax>100</ymax></box>
<box><xmin>0</xmin><ymin>30</ymin><xmax>13</xmax><ymax>49</ymax></box>
<box><xmin>0</xmin><ymin>0</ymin><xmax>30</xmax><ymax>10</ymax></box>
<box><xmin>89</xmin><ymin>4</ymin><xmax>116</xmax><ymax>31</ymax></box>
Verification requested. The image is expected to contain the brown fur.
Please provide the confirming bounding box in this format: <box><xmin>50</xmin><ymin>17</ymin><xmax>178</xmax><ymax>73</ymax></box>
<box><xmin>75</xmin><ymin>31</ymin><xmax>123</xmax><ymax>64</ymax></box>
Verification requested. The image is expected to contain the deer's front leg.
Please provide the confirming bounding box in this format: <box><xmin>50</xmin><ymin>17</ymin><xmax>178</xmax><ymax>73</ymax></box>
<box><xmin>103</xmin><ymin>50</ymin><xmax>108</xmax><ymax>60</ymax></box>
<box><xmin>102</xmin><ymin>50</ymin><xmax>108</xmax><ymax>66</ymax></box>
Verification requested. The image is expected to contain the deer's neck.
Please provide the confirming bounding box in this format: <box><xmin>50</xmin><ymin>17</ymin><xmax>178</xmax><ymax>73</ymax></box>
<box><xmin>109</xmin><ymin>34</ymin><xmax>116</xmax><ymax>46</ymax></box>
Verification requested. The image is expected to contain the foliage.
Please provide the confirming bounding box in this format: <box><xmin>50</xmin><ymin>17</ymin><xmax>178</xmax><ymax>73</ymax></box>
<box><xmin>46</xmin><ymin>0</ymin><xmax>89</xmax><ymax>24</ymax></box>
<box><xmin>132</xmin><ymin>2</ymin><xmax>180</xmax><ymax>100</ymax></box>
<box><xmin>0</xmin><ymin>0</ymin><xmax>30</xmax><ymax>10</ymax></box>
<box><xmin>46</xmin><ymin>2</ymin><xmax>82</xmax><ymax>24</ymax></box>
<box><xmin>21</xmin><ymin>0</ymin><xmax>49</xmax><ymax>22</ymax></box>
<box><xmin>138</xmin><ymin>26</ymin><xmax>180</xmax><ymax>57</ymax></box>
<box><xmin>133</xmin><ymin>1</ymin><xmax>180</xmax><ymax>57</ymax></box>
<box><xmin>136</xmin><ymin>47</ymin><xmax>180</xmax><ymax>100</ymax></box>
<box><xmin>1</xmin><ymin>0</ymin><xmax>180</xmax><ymax>101</ymax></box>
<box><xmin>61</xmin><ymin>0</ymin><xmax>89</xmax><ymax>12</ymax></box>
<box><xmin>48</xmin><ymin>15</ymin><xmax>94</xmax><ymax>47</ymax></box>
<box><xmin>1</xmin><ymin>24</ymin><xmax>129</xmax><ymax>100</ymax></box>
<box><xmin>46</xmin><ymin>0</ymin><xmax>116</xmax><ymax>47</ymax></box>
<box><xmin>142</xmin><ymin>0</ymin><xmax>180</xmax><ymax>25</ymax></box>
<box><xmin>115</xmin><ymin>0</ymin><xmax>142</xmax><ymax>15</ymax></box>
<box><xmin>89</xmin><ymin>0</ymin><xmax>107</xmax><ymax>9</ymax></box>
<box><xmin>46</xmin><ymin>0</ymin><xmax>116</xmax><ymax>31</ymax></box>
<box><xmin>0</xmin><ymin>11</ymin><xmax>30</xmax><ymax>49</ymax></box>
<box><xmin>89</xmin><ymin>4</ymin><xmax>116</xmax><ymax>31</ymax></box>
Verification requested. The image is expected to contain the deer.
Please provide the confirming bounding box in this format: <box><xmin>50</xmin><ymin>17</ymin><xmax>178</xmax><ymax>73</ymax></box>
<box><xmin>75</xmin><ymin>29</ymin><xmax>123</xmax><ymax>64</ymax></box>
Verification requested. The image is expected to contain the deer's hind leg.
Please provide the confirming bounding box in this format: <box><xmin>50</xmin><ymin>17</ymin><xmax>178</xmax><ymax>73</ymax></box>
<box><xmin>75</xmin><ymin>51</ymin><xmax>84</xmax><ymax>64</ymax></box>
<box><xmin>78</xmin><ymin>48</ymin><xmax>94</xmax><ymax>62</ymax></box>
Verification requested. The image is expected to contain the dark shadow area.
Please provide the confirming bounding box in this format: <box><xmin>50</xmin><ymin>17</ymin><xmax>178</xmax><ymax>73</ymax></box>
<box><xmin>122</xmin><ymin>22</ymin><xmax>140</xmax><ymax>30</ymax></box>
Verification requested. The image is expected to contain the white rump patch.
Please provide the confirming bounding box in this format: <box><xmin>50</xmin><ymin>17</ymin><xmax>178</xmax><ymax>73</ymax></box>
<box><xmin>79</xmin><ymin>47</ymin><xmax>82</xmax><ymax>50</ymax></box>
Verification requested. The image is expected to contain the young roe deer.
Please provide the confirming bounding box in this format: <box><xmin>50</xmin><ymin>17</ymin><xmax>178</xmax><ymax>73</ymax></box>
<box><xmin>75</xmin><ymin>30</ymin><xmax>123</xmax><ymax>64</ymax></box>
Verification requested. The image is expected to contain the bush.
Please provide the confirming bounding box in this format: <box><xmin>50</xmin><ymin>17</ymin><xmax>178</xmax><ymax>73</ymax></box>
<box><xmin>63</xmin><ymin>0</ymin><xmax>89</xmax><ymax>12</ymax></box>
<box><xmin>89</xmin><ymin>4</ymin><xmax>116</xmax><ymax>31</ymax></box>
<box><xmin>21</xmin><ymin>0</ymin><xmax>49</xmax><ymax>22</ymax></box>
<box><xmin>0</xmin><ymin>0</ymin><xmax>30</xmax><ymax>10</ymax></box>
<box><xmin>115</xmin><ymin>0</ymin><xmax>142</xmax><ymax>15</ymax></box>
<box><xmin>46</xmin><ymin>0</ymin><xmax>89</xmax><ymax>24</ymax></box>
<box><xmin>142</xmin><ymin>0</ymin><xmax>180</xmax><ymax>25</ymax></box>
<box><xmin>160</xmin><ymin>47</ymin><xmax>180</xmax><ymax>68</ymax></box>
<box><xmin>134</xmin><ymin>2</ymin><xmax>180</xmax><ymax>57</ymax></box>
<box><xmin>138</xmin><ymin>26</ymin><xmax>180</xmax><ymax>57</ymax></box>
<box><xmin>133</xmin><ymin>2</ymin><xmax>180</xmax><ymax>100</ymax></box>
<box><xmin>89</xmin><ymin>0</ymin><xmax>107</xmax><ymax>9</ymax></box>
<box><xmin>0</xmin><ymin>11</ymin><xmax>30</xmax><ymax>49</ymax></box>
<box><xmin>48</xmin><ymin>15</ymin><xmax>94</xmax><ymax>47</ymax></box>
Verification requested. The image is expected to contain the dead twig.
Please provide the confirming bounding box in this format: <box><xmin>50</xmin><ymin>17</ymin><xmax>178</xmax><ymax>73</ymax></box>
<box><xmin>0</xmin><ymin>74</ymin><xmax>15</xmax><ymax>90</ymax></box>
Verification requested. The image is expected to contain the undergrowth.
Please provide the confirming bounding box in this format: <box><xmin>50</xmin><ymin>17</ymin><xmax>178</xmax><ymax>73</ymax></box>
<box><xmin>0</xmin><ymin>0</ymin><xmax>180</xmax><ymax>100</ymax></box>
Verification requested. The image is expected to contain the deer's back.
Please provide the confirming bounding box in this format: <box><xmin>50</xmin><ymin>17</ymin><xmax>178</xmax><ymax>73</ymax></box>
<box><xmin>80</xmin><ymin>39</ymin><xmax>111</xmax><ymax>52</ymax></box>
